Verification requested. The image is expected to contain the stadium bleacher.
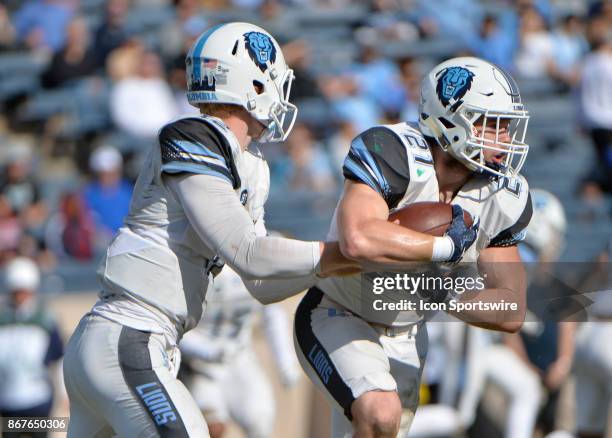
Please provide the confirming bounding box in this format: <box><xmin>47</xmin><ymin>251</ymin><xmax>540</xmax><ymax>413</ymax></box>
<box><xmin>0</xmin><ymin>0</ymin><xmax>609</xmax><ymax>293</ymax></box>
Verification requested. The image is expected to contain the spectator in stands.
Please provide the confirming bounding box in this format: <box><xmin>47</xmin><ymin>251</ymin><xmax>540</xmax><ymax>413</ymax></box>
<box><xmin>413</xmin><ymin>0</ymin><xmax>483</xmax><ymax>44</ymax></box>
<box><xmin>0</xmin><ymin>143</ymin><xmax>53</xmax><ymax>269</ymax></box>
<box><xmin>0</xmin><ymin>143</ymin><xmax>47</xmax><ymax>237</ymax></box>
<box><xmin>579</xmin><ymin>17</ymin><xmax>612</xmax><ymax>199</ymax></box>
<box><xmin>327</xmin><ymin>119</ymin><xmax>358</xmax><ymax>173</ymax></box>
<box><xmin>319</xmin><ymin>73</ymin><xmax>381</xmax><ymax>132</ymax></box>
<box><xmin>231</xmin><ymin>0</ymin><xmax>264</xmax><ymax>11</ymax></box>
<box><xmin>349</xmin><ymin>44</ymin><xmax>405</xmax><ymax>114</ymax></box>
<box><xmin>281</xmin><ymin>39</ymin><xmax>322</xmax><ymax>101</ymax></box>
<box><xmin>548</xmin><ymin>14</ymin><xmax>588</xmax><ymax>87</ymax></box>
<box><xmin>271</xmin><ymin>123</ymin><xmax>336</xmax><ymax>193</ymax></box>
<box><xmin>106</xmin><ymin>37</ymin><xmax>144</xmax><ymax>81</ymax></box>
<box><xmin>255</xmin><ymin>0</ymin><xmax>284</xmax><ymax>30</ymax></box>
<box><xmin>83</xmin><ymin>146</ymin><xmax>132</xmax><ymax>239</ymax></box>
<box><xmin>0</xmin><ymin>195</ymin><xmax>22</xmax><ymax>264</ymax></box>
<box><xmin>165</xmin><ymin>5</ymin><xmax>208</xmax><ymax>114</ymax></box>
<box><xmin>397</xmin><ymin>56</ymin><xmax>421</xmax><ymax>123</ymax></box>
<box><xmin>468</xmin><ymin>14</ymin><xmax>517</xmax><ymax>72</ymax></box>
<box><xmin>515</xmin><ymin>6</ymin><xmax>555</xmax><ymax>79</ymax></box>
<box><xmin>0</xmin><ymin>257</ymin><xmax>64</xmax><ymax>427</ymax></box>
<box><xmin>160</xmin><ymin>0</ymin><xmax>206</xmax><ymax>61</ymax></box>
<box><xmin>12</xmin><ymin>0</ymin><xmax>75</xmax><ymax>54</ymax></box>
<box><xmin>41</xmin><ymin>16</ymin><xmax>98</xmax><ymax>89</ymax></box>
<box><xmin>0</xmin><ymin>5</ymin><xmax>16</xmax><ymax>51</ymax></box>
<box><xmin>133</xmin><ymin>0</ymin><xmax>171</xmax><ymax>6</ymax></box>
<box><xmin>92</xmin><ymin>0</ymin><xmax>130</xmax><ymax>69</ymax></box>
<box><xmin>355</xmin><ymin>0</ymin><xmax>419</xmax><ymax>44</ymax></box>
<box><xmin>588</xmin><ymin>0</ymin><xmax>612</xmax><ymax>26</ymax></box>
<box><xmin>109</xmin><ymin>49</ymin><xmax>179</xmax><ymax>140</ymax></box>
<box><xmin>57</xmin><ymin>192</ymin><xmax>95</xmax><ymax>261</ymax></box>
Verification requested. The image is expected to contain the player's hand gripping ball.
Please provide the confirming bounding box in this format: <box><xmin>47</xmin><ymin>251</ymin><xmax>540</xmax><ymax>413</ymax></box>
<box><xmin>389</xmin><ymin>202</ymin><xmax>478</xmax><ymax>262</ymax></box>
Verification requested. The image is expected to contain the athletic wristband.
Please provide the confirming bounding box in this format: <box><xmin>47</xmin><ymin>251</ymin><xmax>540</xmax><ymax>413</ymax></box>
<box><xmin>431</xmin><ymin>236</ymin><xmax>454</xmax><ymax>261</ymax></box>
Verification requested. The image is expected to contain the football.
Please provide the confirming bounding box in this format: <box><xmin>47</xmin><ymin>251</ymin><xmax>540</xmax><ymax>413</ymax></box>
<box><xmin>388</xmin><ymin>202</ymin><xmax>473</xmax><ymax>236</ymax></box>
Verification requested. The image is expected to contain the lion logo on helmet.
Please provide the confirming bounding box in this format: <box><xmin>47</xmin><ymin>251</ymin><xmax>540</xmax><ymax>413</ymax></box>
<box><xmin>244</xmin><ymin>31</ymin><xmax>277</xmax><ymax>72</ymax></box>
<box><xmin>436</xmin><ymin>66</ymin><xmax>475</xmax><ymax>106</ymax></box>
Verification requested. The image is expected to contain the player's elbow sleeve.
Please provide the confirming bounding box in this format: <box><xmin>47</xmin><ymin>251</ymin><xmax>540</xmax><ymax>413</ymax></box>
<box><xmin>224</xmin><ymin>246</ymin><xmax>268</xmax><ymax>280</ymax></box>
<box><xmin>228</xmin><ymin>234</ymin><xmax>319</xmax><ymax>280</ymax></box>
<box><xmin>244</xmin><ymin>282</ymin><xmax>279</xmax><ymax>305</ymax></box>
<box><xmin>230</xmin><ymin>262</ymin><xmax>270</xmax><ymax>281</ymax></box>
<box><xmin>226</xmin><ymin>242</ymin><xmax>282</xmax><ymax>280</ymax></box>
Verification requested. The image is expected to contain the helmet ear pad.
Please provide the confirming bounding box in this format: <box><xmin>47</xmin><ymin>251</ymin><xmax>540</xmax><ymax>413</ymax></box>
<box><xmin>423</xmin><ymin>111</ymin><xmax>479</xmax><ymax>171</ymax></box>
<box><xmin>446</xmin><ymin>112</ymin><xmax>483</xmax><ymax>163</ymax></box>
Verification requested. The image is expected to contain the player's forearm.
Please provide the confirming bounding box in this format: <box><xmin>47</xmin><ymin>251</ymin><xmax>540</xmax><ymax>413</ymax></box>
<box><xmin>340</xmin><ymin>218</ymin><xmax>435</xmax><ymax>265</ymax></box>
<box><xmin>450</xmin><ymin>247</ymin><xmax>527</xmax><ymax>332</ymax></box>
<box><xmin>446</xmin><ymin>286</ymin><xmax>526</xmax><ymax>333</ymax></box>
<box><xmin>244</xmin><ymin>246</ymin><xmax>360</xmax><ymax>304</ymax></box>
<box><xmin>235</xmin><ymin>232</ymin><xmax>321</xmax><ymax>279</ymax></box>
<box><xmin>319</xmin><ymin>241</ymin><xmax>362</xmax><ymax>274</ymax></box>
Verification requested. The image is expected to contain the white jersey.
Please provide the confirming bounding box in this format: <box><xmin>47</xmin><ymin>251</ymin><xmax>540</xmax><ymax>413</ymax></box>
<box><xmin>318</xmin><ymin>122</ymin><xmax>532</xmax><ymax>326</ymax></box>
<box><xmin>182</xmin><ymin>267</ymin><xmax>260</xmax><ymax>363</ymax></box>
<box><xmin>92</xmin><ymin>114</ymin><xmax>270</xmax><ymax>345</ymax></box>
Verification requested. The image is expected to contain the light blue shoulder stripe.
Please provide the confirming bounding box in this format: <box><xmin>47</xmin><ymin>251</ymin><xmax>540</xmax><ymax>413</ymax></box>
<box><xmin>161</xmin><ymin>162</ymin><xmax>232</xmax><ymax>184</ymax></box>
<box><xmin>343</xmin><ymin>157</ymin><xmax>379</xmax><ymax>193</ymax></box>
<box><xmin>171</xmin><ymin>139</ymin><xmax>226</xmax><ymax>164</ymax></box>
<box><xmin>350</xmin><ymin>136</ymin><xmax>390</xmax><ymax>194</ymax></box>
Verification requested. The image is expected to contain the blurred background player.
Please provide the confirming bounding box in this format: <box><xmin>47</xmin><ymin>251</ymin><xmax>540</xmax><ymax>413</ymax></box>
<box><xmin>573</xmin><ymin>236</ymin><xmax>612</xmax><ymax>438</ymax></box>
<box><xmin>455</xmin><ymin>189</ymin><xmax>574</xmax><ymax>438</ymax></box>
<box><xmin>508</xmin><ymin>189</ymin><xmax>575</xmax><ymax>437</ymax></box>
<box><xmin>179</xmin><ymin>264</ymin><xmax>299</xmax><ymax>438</ymax></box>
<box><xmin>0</xmin><ymin>257</ymin><xmax>64</xmax><ymax>438</ymax></box>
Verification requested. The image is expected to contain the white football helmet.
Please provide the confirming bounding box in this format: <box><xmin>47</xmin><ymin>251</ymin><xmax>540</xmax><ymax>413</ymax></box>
<box><xmin>4</xmin><ymin>257</ymin><xmax>40</xmax><ymax>292</ymax></box>
<box><xmin>524</xmin><ymin>189</ymin><xmax>567</xmax><ymax>260</ymax></box>
<box><xmin>419</xmin><ymin>57</ymin><xmax>529</xmax><ymax>179</ymax></box>
<box><xmin>186</xmin><ymin>22</ymin><xmax>297</xmax><ymax>142</ymax></box>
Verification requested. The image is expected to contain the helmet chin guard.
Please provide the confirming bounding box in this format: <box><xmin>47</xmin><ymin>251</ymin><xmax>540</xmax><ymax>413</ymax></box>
<box><xmin>419</xmin><ymin>57</ymin><xmax>530</xmax><ymax>179</ymax></box>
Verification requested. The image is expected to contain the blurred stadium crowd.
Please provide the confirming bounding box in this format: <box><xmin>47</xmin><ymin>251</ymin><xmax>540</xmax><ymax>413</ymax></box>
<box><xmin>0</xmin><ymin>0</ymin><xmax>611</xmax><ymax>437</ymax></box>
<box><xmin>0</xmin><ymin>0</ymin><xmax>611</xmax><ymax>271</ymax></box>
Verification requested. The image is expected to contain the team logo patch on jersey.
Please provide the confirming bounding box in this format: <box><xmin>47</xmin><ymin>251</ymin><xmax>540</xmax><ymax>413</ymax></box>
<box><xmin>436</xmin><ymin>67</ymin><xmax>475</xmax><ymax>106</ymax></box>
<box><xmin>244</xmin><ymin>32</ymin><xmax>276</xmax><ymax>72</ymax></box>
<box><xmin>240</xmin><ymin>189</ymin><xmax>248</xmax><ymax>205</ymax></box>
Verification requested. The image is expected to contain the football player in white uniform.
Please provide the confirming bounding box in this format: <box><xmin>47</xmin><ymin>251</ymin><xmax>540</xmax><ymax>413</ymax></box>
<box><xmin>574</xmin><ymin>237</ymin><xmax>612</xmax><ymax>438</ymax></box>
<box><xmin>179</xmin><ymin>265</ymin><xmax>299</xmax><ymax>438</ymax></box>
<box><xmin>294</xmin><ymin>57</ymin><xmax>533</xmax><ymax>438</ymax></box>
<box><xmin>63</xmin><ymin>22</ymin><xmax>354</xmax><ymax>438</ymax></box>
